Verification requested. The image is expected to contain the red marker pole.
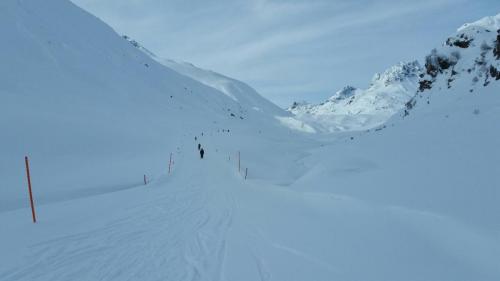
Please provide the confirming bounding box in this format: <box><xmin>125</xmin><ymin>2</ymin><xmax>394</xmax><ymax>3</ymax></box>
<box><xmin>24</xmin><ymin>156</ymin><xmax>37</xmax><ymax>223</ymax></box>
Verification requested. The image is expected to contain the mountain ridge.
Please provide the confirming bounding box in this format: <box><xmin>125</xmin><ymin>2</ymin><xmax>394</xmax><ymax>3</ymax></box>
<box><xmin>122</xmin><ymin>35</ymin><xmax>288</xmax><ymax>117</ymax></box>
<box><xmin>288</xmin><ymin>60</ymin><xmax>422</xmax><ymax>132</ymax></box>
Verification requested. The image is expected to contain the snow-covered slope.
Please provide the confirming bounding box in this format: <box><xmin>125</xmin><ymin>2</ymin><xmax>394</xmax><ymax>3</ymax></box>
<box><xmin>281</xmin><ymin>14</ymin><xmax>500</xmax><ymax>279</ymax></box>
<box><xmin>403</xmin><ymin>13</ymin><xmax>500</xmax><ymax>115</ymax></box>
<box><xmin>161</xmin><ymin>59</ymin><xmax>287</xmax><ymax>116</ymax></box>
<box><xmin>0</xmin><ymin>0</ymin><xmax>289</xmax><ymax>210</ymax></box>
<box><xmin>289</xmin><ymin>61</ymin><xmax>422</xmax><ymax>132</ymax></box>
<box><xmin>123</xmin><ymin>36</ymin><xmax>288</xmax><ymax>117</ymax></box>
<box><xmin>346</xmin><ymin>12</ymin><xmax>500</xmax><ymax>226</ymax></box>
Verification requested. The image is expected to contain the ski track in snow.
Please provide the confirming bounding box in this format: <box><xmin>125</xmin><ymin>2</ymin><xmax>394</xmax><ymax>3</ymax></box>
<box><xmin>1</xmin><ymin>145</ymin><xmax>236</xmax><ymax>281</ymax></box>
<box><xmin>252</xmin><ymin>251</ymin><xmax>271</xmax><ymax>281</ymax></box>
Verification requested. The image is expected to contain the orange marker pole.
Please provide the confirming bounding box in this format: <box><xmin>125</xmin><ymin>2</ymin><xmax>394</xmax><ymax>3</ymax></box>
<box><xmin>24</xmin><ymin>156</ymin><xmax>37</xmax><ymax>223</ymax></box>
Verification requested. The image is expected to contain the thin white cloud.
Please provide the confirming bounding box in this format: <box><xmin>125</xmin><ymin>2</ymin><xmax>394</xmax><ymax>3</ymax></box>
<box><xmin>196</xmin><ymin>0</ymin><xmax>461</xmax><ymax>66</ymax></box>
<box><xmin>71</xmin><ymin>0</ymin><xmax>498</xmax><ymax>106</ymax></box>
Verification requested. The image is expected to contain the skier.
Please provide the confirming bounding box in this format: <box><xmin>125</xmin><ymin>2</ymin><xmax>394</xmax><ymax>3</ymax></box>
<box><xmin>198</xmin><ymin>143</ymin><xmax>201</xmax><ymax>151</ymax></box>
<box><xmin>200</xmin><ymin>148</ymin><xmax>205</xmax><ymax>159</ymax></box>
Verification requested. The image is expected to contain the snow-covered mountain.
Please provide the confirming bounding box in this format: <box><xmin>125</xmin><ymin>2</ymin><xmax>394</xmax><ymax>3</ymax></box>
<box><xmin>122</xmin><ymin>36</ymin><xmax>287</xmax><ymax>117</ymax></box>
<box><xmin>289</xmin><ymin>61</ymin><xmax>422</xmax><ymax>132</ymax></box>
<box><xmin>0</xmin><ymin>0</ymin><xmax>291</xmax><ymax>210</ymax></box>
<box><xmin>403</xmin><ymin>13</ymin><xmax>500</xmax><ymax>116</ymax></box>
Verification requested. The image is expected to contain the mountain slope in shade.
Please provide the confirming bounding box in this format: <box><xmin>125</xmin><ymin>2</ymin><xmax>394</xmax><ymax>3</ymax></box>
<box><xmin>289</xmin><ymin>61</ymin><xmax>422</xmax><ymax>132</ymax></box>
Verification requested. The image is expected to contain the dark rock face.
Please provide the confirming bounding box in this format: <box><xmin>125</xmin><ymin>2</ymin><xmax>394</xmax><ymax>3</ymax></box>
<box><xmin>446</xmin><ymin>34</ymin><xmax>473</xmax><ymax>48</ymax></box>
<box><xmin>425</xmin><ymin>60</ymin><xmax>439</xmax><ymax>78</ymax></box>
<box><xmin>494</xmin><ymin>30</ymin><xmax>500</xmax><ymax>60</ymax></box>
<box><xmin>425</xmin><ymin>50</ymin><xmax>458</xmax><ymax>78</ymax></box>
<box><xmin>419</xmin><ymin>80</ymin><xmax>433</xmax><ymax>92</ymax></box>
<box><xmin>490</xmin><ymin>66</ymin><xmax>500</xmax><ymax>80</ymax></box>
<box><xmin>437</xmin><ymin>56</ymin><xmax>452</xmax><ymax>70</ymax></box>
<box><xmin>405</xmin><ymin>98</ymin><xmax>416</xmax><ymax>110</ymax></box>
<box><xmin>403</xmin><ymin>98</ymin><xmax>417</xmax><ymax>116</ymax></box>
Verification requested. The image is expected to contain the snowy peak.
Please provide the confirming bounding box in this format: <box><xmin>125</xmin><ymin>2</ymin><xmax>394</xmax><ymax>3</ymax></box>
<box><xmin>443</xmin><ymin>14</ymin><xmax>500</xmax><ymax>57</ymax></box>
<box><xmin>288</xmin><ymin>101</ymin><xmax>309</xmax><ymax>110</ymax></box>
<box><xmin>290</xmin><ymin>13</ymin><xmax>500</xmax><ymax>133</ymax></box>
<box><xmin>457</xmin><ymin>14</ymin><xmax>500</xmax><ymax>34</ymax></box>
<box><xmin>371</xmin><ymin>60</ymin><xmax>422</xmax><ymax>86</ymax></box>
<box><xmin>328</xmin><ymin>85</ymin><xmax>357</xmax><ymax>101</ymax></box>
<box><xmin>410</xmin><ymin>13</ymin><xmax>500</xmax><ymax>110</ymax></box>
<box><xmin>288</xmin><ymin>61</ymin><xmax>422</xmax><ymax>132</ymax></box>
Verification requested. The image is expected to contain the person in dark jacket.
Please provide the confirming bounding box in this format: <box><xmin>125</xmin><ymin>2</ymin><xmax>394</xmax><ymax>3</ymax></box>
<box><xmin>200</xmin><ymin>148</ymin><xmax>205</xmax><ymax>159</ymax></box>
<box><xmin>198</xmin><ymin>143</ymin><xmax>201</xmax><ymax>151</ymax></box>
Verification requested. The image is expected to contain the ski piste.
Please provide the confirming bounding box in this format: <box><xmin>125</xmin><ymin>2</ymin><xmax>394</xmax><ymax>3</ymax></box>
<box><xmin>1</xmin><ymin>1</ymin><xmax>499</xmax><ymax>280</ymax></box>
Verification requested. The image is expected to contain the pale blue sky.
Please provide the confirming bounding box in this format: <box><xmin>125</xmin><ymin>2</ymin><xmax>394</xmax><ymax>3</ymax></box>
<box><xmin>71</xmin><ymin>0</ymin><xmax>499</xmax><ymax>107</ymax></box>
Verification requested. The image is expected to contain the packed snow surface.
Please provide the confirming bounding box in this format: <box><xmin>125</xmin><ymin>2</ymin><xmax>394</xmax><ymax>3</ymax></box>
<box><xmin>1</xmin><ymin>1</ymin><xmax>499</xmax><ymax>280</ymax></box>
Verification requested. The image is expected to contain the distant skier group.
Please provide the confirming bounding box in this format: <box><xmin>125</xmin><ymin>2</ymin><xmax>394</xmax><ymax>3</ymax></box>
<box><xmin>195</xmin><ymin>136</ymin><xmax>205</xmax><ymax>159</ymax></box>
<box><xmin>195</xmin><ymin>128</ymin><xmax>229</xmax><ymax>159</ymax></box>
